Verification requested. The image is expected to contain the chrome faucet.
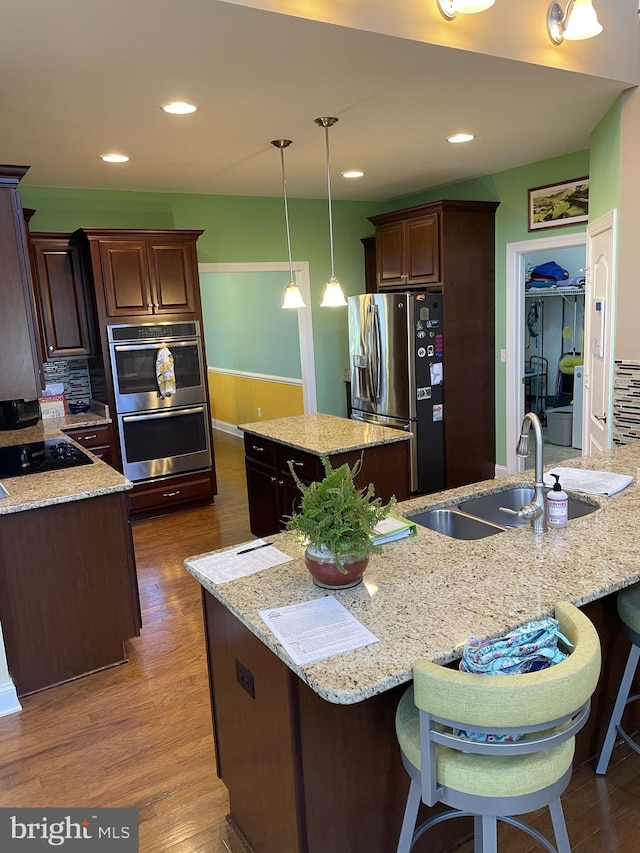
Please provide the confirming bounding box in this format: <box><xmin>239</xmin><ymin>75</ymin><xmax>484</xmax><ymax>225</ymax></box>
<box><xmin>500</xmin><ymin>412</ymin><xmax>548</xmax><ymax>534</ymax></box>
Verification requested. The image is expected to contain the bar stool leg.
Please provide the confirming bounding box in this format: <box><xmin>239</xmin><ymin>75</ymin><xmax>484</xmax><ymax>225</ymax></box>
<box><xmin>548</xmin><ymin>797</ymin><xmax>571</xmax><ymax>853</ymax></box>
<box><xmin>474</xmin><ymin>815</ymin><xmax>497</xmax><ymax>853</ymax></box>
<box><xmin>396</xmin><ymin>779</ymin><xmax>421</xmax><ymax>853</ymax></box>
<box><xmin>596</xmin><ymin>644</ymin><xmax>640</xmax><ymax>775</ymax></box>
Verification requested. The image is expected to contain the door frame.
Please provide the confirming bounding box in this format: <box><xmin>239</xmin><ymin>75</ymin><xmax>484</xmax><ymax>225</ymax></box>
<box><xmin>198</xmin><ymin>261</ymin><xmax>317</xmax><ymax>414</ymax></box>
<box><xmin>505</xmin><ymin>232</ymin><xmax>586</xmax><ymax>474</ymax></box>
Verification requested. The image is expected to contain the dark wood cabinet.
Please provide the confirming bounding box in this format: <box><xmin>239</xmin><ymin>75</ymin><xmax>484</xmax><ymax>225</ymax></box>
<box><xmin>0</xmin><ymin>492</ymin><xmax>140</xmax><ymax>697</ymax></box>
<box><xmin>243</xmin><ymin>432</ymin><xmax>410</xmax><ymax>538</ymax></box>
<box><xmin>368</xmin><ymin>199</ymin><xmax>500</xmax><ymax>490</ymax></box>
<box><xmin>63</xmin><ymin>422</ymin><xmax>115</xmax><ymax>467</ymax></box>
<box><xmin>374</xmin><ymin>211</ymin><xmax>440</xmax><ymax>289</ymax></box>
<box><xmin>79</xmin><ymin>230</ymin><xmax>202</xmax><ymax>321</ymax></box>
<box><xmin>127</xmin><ymin>469</ymin><xmax>217</xmax><ymax>518</ymax></box>
<box><xmin>30</xmin><ymin>233</ymin><xmax>95</xmax><ymax>360</ymax></box>
<box><xmin>0</xmin><ymin>165</ymin><xmax>44</xmax><ymax>399</ymax></box>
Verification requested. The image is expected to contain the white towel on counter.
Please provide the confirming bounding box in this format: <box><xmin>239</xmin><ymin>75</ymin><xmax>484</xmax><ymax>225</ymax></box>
<box><xmin>543</xmin><ymin>467</ymin><xmax>633</xmax><ymax>497</ymax></box>
<box><xmin>156</xmin><ymin>345</ymin><xmax>176</xmax><ymax>398</ymax></box>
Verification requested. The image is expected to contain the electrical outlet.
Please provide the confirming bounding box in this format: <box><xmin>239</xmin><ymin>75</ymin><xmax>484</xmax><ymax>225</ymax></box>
<box><xmin>500</xmin><ymin>349</ymin><xmax>507</xmax><ymax>363</ymax></box>
<box><xmin>235</xmin><ymin>659</ymin><xmax>255</xmax><ymax>699</ymax></box>
<box><xmin>257</xmin><ymin>407</ymin><xmax>262</xmax><ymax>418</ymax></box>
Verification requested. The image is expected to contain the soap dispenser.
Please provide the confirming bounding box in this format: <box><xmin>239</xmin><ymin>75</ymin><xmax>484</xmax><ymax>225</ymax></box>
<box><xmin>546</xmin><ymin>473</ymin><xmax>568</xmax><ymax>528</ymax></box>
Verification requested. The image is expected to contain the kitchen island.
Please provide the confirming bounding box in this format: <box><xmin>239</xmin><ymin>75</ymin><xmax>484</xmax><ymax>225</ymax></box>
<box><xmin>240</xmin><ymin>412</ymin><xmax>412</xmax><ymax>538</ymax></box>
<box><xmin>185</xmin><ymin>442</ymin><xmax>640</xmax><ymax>853</ymax></box>
<box><xmin>0</xmin><ymin>417</ymin><xmax>140</xmax><ymax>696</ymax></box>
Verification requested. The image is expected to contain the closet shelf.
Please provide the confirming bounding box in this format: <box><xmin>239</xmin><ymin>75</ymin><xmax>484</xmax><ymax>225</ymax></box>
<box><xmin>525</xmin><ymin>287</ymin><xmax>585</xmax><ymax>297</ymax></box>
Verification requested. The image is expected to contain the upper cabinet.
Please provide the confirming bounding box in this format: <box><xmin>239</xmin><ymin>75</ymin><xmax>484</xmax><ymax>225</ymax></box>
<box><xmin>0</xmin><ymin>166</ymin><xmax>43</xmax><ymax>399</ymax></box>
<box><xmin>75</xmin><ymin>229</ymin><xmax>204</xmax><ymax>322</ymax></box>
<box><xmin>30</xmin><ymin>234</ymin><xmax>95</xmax><ymax>360</ymax></box>
<box><xmin>368</xmin><ymin>200</ymin><xmax>499</xmax><ymax>292</ymax></box>
<box><xmin>373</xmin><ymin>210</ymin><xmax>440</xmax><ymax>288</ymax></box>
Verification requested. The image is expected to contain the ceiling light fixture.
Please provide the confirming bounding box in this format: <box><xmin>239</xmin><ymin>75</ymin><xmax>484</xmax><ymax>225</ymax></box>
<box><xmin>271</xmin><ymin>139</ymin><xmax>305</xmax><ymax>310</ymax></box>
<box><xmin>100</xmin><ymin>153</ymin><xmax>129</xmax><ymax>163</ymax></box>
<box><xmin>314</xmin><ymin>117</ymin><xmax>347</xmax><ymax>308</ymax></box>
<box><xmin>437</xmin><ymin>0</ymin><xmax>495</xmax><ymax>20</ymax></box>
<box><xmin>547</xmin><ymin>0</ymin><xmax>603</xmax><ymax>44</ymax></box>
<box><xmin>447</xmin><ymin>132</ymin><xmax>475</xmax><ymax>144</ymax></box>
<box><xmin>342</xmin><ymin>170</ymin><xmax>364</xmax><ymax>179</ymax></box>
<box><xmin>162</xmin><ymin>101</ymin><xmax>198</xmax><ymax>115</ymax></box>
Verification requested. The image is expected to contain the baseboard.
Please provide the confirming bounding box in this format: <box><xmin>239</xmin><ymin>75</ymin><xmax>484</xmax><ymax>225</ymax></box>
<box><xmin>0</xmin><ymin>679</ymin><xmax>22</xmax><ymax>717</ymax></box>
<box><xmin>495</xmin><ymin>464</ymin><xmax>508</xmax><ymax>478</ymax></box>
<box><xmin>212</xmin><ymin>419</ymin><xmax>243</xmax><ymax>438</ymax></box>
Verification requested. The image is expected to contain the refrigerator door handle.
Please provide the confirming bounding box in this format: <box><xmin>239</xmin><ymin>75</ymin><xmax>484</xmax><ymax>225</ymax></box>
<box><xmin>371</xmin><ymin>304</ymin><xmax>382</xmax><ymax>401</ymax></box>
<box><xmin>365</xmin><ymin>304</ymin><xmax>375</xmax><ymax>403</ymax></box>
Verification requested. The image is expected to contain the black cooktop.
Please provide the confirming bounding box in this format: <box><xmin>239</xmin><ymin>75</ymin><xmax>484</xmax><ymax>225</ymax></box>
<box><xmin>0</xmin><ymin>438</ymin><xmax>94</xmax><ymax>478</ymax></box>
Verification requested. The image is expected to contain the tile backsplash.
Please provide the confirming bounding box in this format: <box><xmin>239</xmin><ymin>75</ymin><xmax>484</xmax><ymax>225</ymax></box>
<box><xmin>42</xmin><ymin>360</ymin><xmax>92</xmax><ymax>404</ymax></box>
<box><xmin>613</xmin><ymin>361</ymin><xmax>640</xmax><ymax>445</ymax></box>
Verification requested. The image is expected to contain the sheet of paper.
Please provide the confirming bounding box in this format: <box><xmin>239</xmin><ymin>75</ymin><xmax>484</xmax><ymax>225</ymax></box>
<box><xmin>185</xmin><ymin>539</ymin><xmax>293</xmax><ymax>584</ymax></box>
<box><xmin>259</xmin><ymin>596</ymin><xmax>379</xmax><ymax>666</ymax></box>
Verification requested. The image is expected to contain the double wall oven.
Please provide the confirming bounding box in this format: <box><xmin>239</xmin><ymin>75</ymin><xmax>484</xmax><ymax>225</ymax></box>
<box><xmin>107</xmin><ymin>322</ymin><xmax>211</xmax><ymax>482</ymax></box>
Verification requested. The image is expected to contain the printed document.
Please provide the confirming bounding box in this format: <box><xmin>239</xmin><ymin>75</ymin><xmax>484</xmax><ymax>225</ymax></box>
<box><xmin>185</xmin><ymin>540</ymin><xmax>293</xmax><ymax>584</ymax></box>
<box><xmin>259</xmin><ymin>596</ymin><xmax>379</xmax><ymax>665</ymax></box>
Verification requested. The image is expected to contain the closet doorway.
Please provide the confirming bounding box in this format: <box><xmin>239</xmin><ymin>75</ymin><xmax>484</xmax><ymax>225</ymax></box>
<box><xmin>506</xmin><ymin>233</ymin><xmax>586</xmax><ymax>474</ymax></box>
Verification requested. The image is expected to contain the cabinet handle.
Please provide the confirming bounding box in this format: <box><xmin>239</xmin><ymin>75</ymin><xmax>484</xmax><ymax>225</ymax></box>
<box><xmin>270</xmin><ymin>476</ymin><xmax>277</xmax><ymax>483</ymax></box>
<box><xmin>48</xmin><ymin>345</ymin><xmax>54</xmax><ymax>352</ymax></box>
<box><xmin>291</xmin><ymin>460</ymin><xmax>304</xmax><ymax>467</ymax></box>
<box><xmin>82</xmin><ymin>434</ymin><xmax>98</xmax><ymax>441</ymax></box>
<box><xmin>162</xmin><ymin>490</ymin><xmax>181</xmax><ymax>498</ymax></box>
<box><xmin>154</xmin><ymin>302</ymin><xmax>159</xmax><ymax>308</ymax></box>
<box><xmin>278</xmin><ymin>480</ymin><xmax>284</xmax><ymax>485</ymax></box>
<box><xmin>147</xmin><ymin>303</ymin><xmax>153</xmax><ymax>309</ymax></box>
<box><xmin>252</xmin><ymin>445</ymin><xmax>265</xmax><ymax>452</ymax></box>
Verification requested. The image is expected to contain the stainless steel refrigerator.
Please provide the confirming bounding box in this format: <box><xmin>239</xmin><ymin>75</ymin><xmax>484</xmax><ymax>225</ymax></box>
<box><xmin>348</xmin><ymin>292</ymin><xmax>445</xmax><ymax>494</ymax></box>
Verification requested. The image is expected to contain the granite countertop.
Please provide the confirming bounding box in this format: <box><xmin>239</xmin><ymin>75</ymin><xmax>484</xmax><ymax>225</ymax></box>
<box><xmin>185</xmin><ymin>442</ymin><xmax>640</xmax><ymax>706</ymax></box>
<box><xmin>239</xmin><ymin>412</ymin><xmax>411</xmax><ymax>455</ymax></box>
<box><xmin>0</xmin><ymin>407</ymin><xmax>130</xmax><ymax>515</ymax></box>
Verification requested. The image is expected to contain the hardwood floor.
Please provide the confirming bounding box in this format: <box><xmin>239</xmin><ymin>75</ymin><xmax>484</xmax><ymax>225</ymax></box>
<box><xmin>0</xmin><ymin>429</ymin><xmax>639</xmax><ymax>852</ymax></box>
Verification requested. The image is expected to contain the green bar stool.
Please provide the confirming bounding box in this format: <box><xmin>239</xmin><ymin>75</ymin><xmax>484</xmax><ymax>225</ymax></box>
<box><xmin>395</xmin><ymin>602</ymin><xmax>601</xmax><ymax>852</ymax></box>
<box><xmin>596</xmin><ymin>584</ymin><xmax>640</xmax><ymax>775</ymax></box>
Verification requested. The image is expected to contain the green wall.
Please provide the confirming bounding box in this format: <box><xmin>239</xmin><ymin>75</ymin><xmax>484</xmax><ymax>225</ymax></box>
<box><xmin>21</xmin><ymin>187</ymin><xmax>383</xmax><ymax>416</ymax></box>
<box><xmin>383</xmin><ymin>150</ymin><xmax>591</xmax><ymax>465</ymax></box>
<box><xmin>589</xmin><ymin>98</ymin><xmax>622</xmax><ymax>222</ymax></box>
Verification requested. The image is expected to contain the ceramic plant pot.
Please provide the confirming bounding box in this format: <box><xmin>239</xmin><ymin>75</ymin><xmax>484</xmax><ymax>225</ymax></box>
<box><xmin>304</xmin><ymin>545</ymin><xmax>369</xmax><ymax>590</ymax></box>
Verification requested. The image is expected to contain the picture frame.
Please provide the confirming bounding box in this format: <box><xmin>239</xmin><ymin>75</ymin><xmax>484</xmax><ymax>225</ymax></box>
<box><xmin>528</xmin><ymin>177</ymin><xmax>589</xmax><ymax>231</ymax></box>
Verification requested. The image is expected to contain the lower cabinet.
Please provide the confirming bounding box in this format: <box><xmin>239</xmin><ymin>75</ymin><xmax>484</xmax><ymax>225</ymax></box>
<box><xmin>243</xmin><ymin>434</ymin><xmax>410</xmax><ymax>538</ymax></box>
<box><xmin>63</xmin><ymin>422</ymin><xmax>115</xmax><ymax>468</ymax></box>
<box><xmin>127</xmin><ymin>469</ymin><xmax>216</xmax><ymax>518</ymax></box>
<box><xmin>0</xmin><ymin>492</ymin><xmax>141</xmax><ymax>697</ymax></box>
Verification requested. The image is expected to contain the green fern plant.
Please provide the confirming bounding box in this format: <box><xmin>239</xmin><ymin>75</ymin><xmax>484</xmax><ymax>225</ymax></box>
<box><xmin>285</xmin><ymin>454</ymin><xmax>395</xmax><ymax>571</ymax></box>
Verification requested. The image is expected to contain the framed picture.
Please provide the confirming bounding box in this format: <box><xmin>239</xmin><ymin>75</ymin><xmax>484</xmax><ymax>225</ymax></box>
<box><xmin>528</xmin><ymin>177</ymin><xmax>589</xmax><ymax>231</ymax></box>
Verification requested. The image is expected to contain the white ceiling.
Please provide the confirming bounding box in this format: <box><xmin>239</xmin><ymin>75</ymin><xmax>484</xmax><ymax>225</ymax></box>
<box><xmin>0</xmin><ymin>0</ymin><xmax>635</xmax><ymax>202</ymax></box>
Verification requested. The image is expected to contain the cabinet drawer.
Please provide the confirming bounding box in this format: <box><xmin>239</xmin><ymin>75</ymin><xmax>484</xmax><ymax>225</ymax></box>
<box><xmin>128</xmin><ymin>474</ymin><xmax>213</xmax><ymax>514</ymax></box>
<box><xmin>63</xmin><ymin>424</ymin><xmax>112</xmax><ymax>449</ymax></box>
<box><xmin>277</xmin><ymin>445</ymin><xmax>320</xmax><ymax>482</ymax></box>
<box><xmin>244</xmin><ymin>434</ymin><xmax>278</xmax><ymax>466</ymax></box>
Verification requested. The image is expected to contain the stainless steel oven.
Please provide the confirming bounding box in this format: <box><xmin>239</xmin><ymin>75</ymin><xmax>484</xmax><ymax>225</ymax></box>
<box><xmin>116</xmin><ymin>404</ymin><xmax>211</xmax><ymax>482</ymax></box>
<box><xmin>107</xmin><ymin>322</ymin><xmax>207</xmax><ymax>413</ymax></box>
<box><xmin>107</xmin><ymin>321</ymin><xmax>212</xmax><ymax>483</ymax></box>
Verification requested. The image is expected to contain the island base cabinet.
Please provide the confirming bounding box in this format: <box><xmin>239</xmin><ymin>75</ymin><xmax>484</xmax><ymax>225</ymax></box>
<box><xmin>0</xmin><ymin>493</ymin><xmax>140</xmax><ymax>697</ymax></box>
<box><xmin>202</xmin><ymin>593</ymin><xmax>470</xmax><ymax>853</ymax></box>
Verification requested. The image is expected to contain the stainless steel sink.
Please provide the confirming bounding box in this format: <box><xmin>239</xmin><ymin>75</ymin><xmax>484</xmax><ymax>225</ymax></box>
<box><xmin>458</xmin><ymin>487</ymin><xmax>597</xmax><ymax>529</ymax></box>
<box><xmin>411</xmin><ymin>508</ymin><xmax>505</xmax><ymax>540</ymax></box>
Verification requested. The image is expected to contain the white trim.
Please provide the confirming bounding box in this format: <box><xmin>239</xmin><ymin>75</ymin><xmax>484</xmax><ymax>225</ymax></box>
<box><xmin>0</xmin><ymin>679</ymin><xmax>21</xmax><ymax>717</ymax></box>
<box><xmin>198</xmin><ymin>261</ymin><xmax>317</xmax><ymax>413</ymax></box>
<box><xmin>212</xmin><ymin>418</ymin><xmax>243</xmax><ymax>438</ymax></box>
<box><xmin>505</xmin><ymin>232</ymin><xmax>586</xmax><ymax>474</ymax></box>
<box><xmin>208</xmin><ymin>366</ymin><xmax>302</xmax><ymax>386</ymax></box>
<box><xmin>494</xmin><ymin>464</ymin><xmax>508</xmax><ymax>478</ymax></box>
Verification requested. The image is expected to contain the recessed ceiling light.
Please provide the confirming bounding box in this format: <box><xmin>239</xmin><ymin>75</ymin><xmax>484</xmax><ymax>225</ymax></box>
<box><xmin>100</xmin><ymin>153</ymin><xmax>129</xmax><ymax>163</ymax></box>
<box><xmin>162</xmin><ymin>101</ymin><xmax>197</xmax><ymax>115</ymax></box>
<box><xmin>447</xmin><ymin>133</ymin><xmax>475</xmax><ymax>144</ymax></box>
<box><xmin>342</xmin><ymin>170</ymin><xmax>365</xmax><ymax>179</ymax></box>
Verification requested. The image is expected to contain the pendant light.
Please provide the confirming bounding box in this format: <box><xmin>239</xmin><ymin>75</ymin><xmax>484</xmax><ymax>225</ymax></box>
<box><xmin>314</xmin><ymin>117</ymin><xmax>347</xmax><ymax>307</ymax></box>
<box><xmin>271</xmin><ymin>139</ymin><xmax>305</xmax><ymax>309</ymax></box>
<box><xmin>547</xmin><ymin>0</ymin><xmax>603</xmax><ymax>44</ymax></box>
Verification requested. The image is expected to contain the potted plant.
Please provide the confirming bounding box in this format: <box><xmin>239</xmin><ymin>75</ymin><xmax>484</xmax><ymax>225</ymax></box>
<box><xmin>286</xmin><ymin>454</ymin><xmax>395</xmax><ymax>589</ymax></box>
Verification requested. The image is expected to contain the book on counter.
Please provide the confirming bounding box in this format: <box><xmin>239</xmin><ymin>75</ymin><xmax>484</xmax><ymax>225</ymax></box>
<box><xmin>371</xmin><ymin>513</ymin><xmax>417</xmax><ymax>546</ymax></box>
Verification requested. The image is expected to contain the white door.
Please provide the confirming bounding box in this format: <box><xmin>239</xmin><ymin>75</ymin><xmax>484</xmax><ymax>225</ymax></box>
<box><xmin>583</xmin><ymin>211</ymin><xmax>616</xmax><ymax>453</ymax></box>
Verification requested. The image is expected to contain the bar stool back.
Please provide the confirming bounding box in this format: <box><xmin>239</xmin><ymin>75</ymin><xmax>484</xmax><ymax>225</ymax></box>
<box><xmin>395</xmin><ymin>602</ymin><xmax>601</xmax><ymax>852</ymax></box>
<box><xmin>596</xmin><ymin>583</ymin><xmax>640</xmax><ymax>775</ymax></box>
